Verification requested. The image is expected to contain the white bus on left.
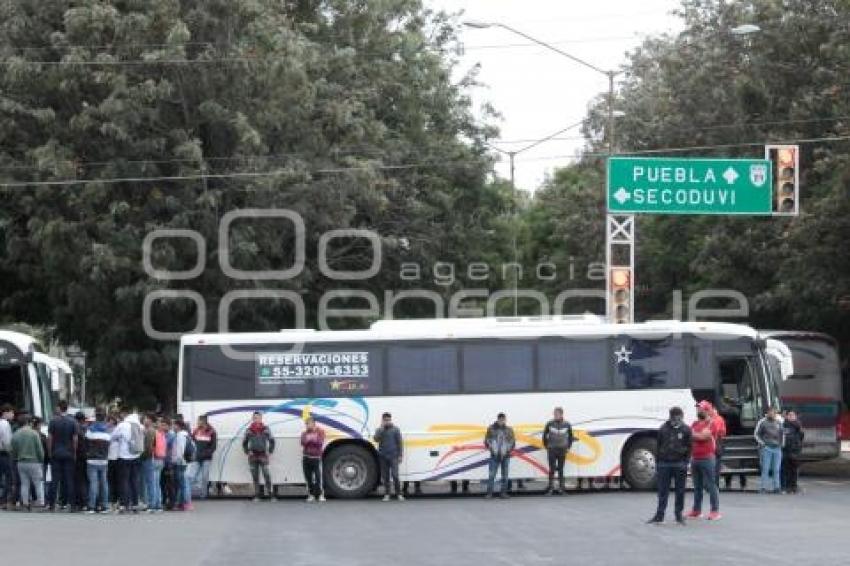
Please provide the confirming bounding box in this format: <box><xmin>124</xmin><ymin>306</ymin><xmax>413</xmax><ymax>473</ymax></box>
<box><xmin>0</xmin><ymin>330</ymin><xmax>61</xmax><ymax>422</ymax></box>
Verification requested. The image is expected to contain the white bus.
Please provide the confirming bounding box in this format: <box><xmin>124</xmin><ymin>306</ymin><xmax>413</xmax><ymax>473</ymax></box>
<box><xmin>177</xmin><ymin>318</ymin><xmax>781</xmax><ymax>497</ymax></box>
<box><xmin>0</xmin><ymin>330</ymin><xmax>57</xmax><ymax>422</ymax></box>
<box><xmin>763</xmin><ymin>331</ymin><xmax>842</xmax><ymax>461</ymax></box>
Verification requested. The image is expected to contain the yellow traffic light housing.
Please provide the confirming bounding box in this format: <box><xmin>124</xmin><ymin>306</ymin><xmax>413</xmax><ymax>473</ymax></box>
<box><xmin>610</xmin><ymin>267</ymin><xmax>632</xmax><ymax>324</ymax></box>
<box><xmin>766</xmin><ymin>144</ymin><xmax>799</xmax><ymax>215</ymax></box>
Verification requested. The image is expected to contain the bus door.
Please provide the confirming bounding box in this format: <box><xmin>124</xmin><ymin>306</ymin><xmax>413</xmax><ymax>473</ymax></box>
<box><xmin>717</xmin><ymin>356</ymin><xmax>764</xmax><ymax>434</ymax></box>
<box><xmin>0</xmin><ymin>340</ymin><xmax>28</xmax><ymax>410</ymax></box>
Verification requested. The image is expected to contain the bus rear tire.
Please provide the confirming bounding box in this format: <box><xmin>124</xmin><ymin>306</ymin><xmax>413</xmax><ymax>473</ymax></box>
<box><xmin>622</xmin><ymin>437</ymin><xmax>657</xmax><ymax>490</ymax></box>
<box><xmin>324</xmin><ymin>444</ymin><xmax>378</xmax><ymax>499</ymax></box>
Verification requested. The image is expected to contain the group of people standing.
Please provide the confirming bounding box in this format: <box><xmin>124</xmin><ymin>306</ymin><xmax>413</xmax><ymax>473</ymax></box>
<box><xmin>650</xmin><ymin>401</ymin><xmax>806</xmax><ymax>525</ymax></box>
<box><xmin>240</xmin><ymin>408</ymin><xmax>577</xmax><ymax>503</ymax></box>
<box><xmin>0</xmin><ymin>401</ymin><xmax>218</xmax><ymax>513</ymax></box>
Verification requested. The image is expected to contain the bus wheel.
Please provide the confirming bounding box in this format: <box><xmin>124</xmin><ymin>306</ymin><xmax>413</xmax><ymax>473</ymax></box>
<box><xmin>324</xmin><ymin>444</ymin><xmax>378</xmax><ymax>499</ymax></box>
<box><xmin>622</xmin><ymin>437</ymin><xmax>657</xmax><ymax>490</ymax></box>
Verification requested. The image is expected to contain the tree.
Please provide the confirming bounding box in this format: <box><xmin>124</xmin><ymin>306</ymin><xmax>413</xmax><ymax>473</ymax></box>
<box><xmin>0</xmin><ymin>0</ymin><xmax>508</xmax><ymax>407</ymax></box>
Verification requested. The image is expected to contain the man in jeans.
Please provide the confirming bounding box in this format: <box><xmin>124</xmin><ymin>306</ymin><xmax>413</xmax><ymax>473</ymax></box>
<box><xmin>542</xmin><ymin>407</ymin><xmax>574</xmax><ymax>495</ymax></box>
<box><xmin>647</xmin><ymin>406</ymin><xmax>691</xmax><ymax>525</ymax></box>
<box><xmin>11</xmin><ymin>416</ymin><xmax>44</xmax><ymax>511</ymax></box>
<box><xmin>300</xmin><ymin>416</ymin><xmax>326</xmax><ymax>502</ymax></box>
<box><xmin>85</xmin><ymin>410</ymin><xmax>111</xmax><ymax>514</ymax></box>
<box><xmin>190</xmin><ymin>415</ymin><xmax>217</xmax><ymax>499</ymax></box>
<box><xmin>48</xmin><ymin>400</ymin><xmax>78</xmax><ymax>511</ymax></box>
<box><xmin>139</xmin><ymin>414</ymin><xmax>157</xmax><ymax>510</ymax></box>
<box><xmin>755</xmin><ymin>406</ymin><xmax>784</xmax><ymax>494</ymax></box>
<box><xmin>242</xmin><ymin>412</ymin><xmax>276</xmax><ymax>501</ymax></box>
<box><xmin>373</xmin><ymin>412</ymin><xmax>403</xmax><ymax>502</ymax></box>
<box><xmin>484</xmin><ymin>412</ymin><xmax>515</xmax><ymax>499</ymax></box>
<box><xmin>0</xmin><ymin>404</ymin><xmax>14</xmax><ymax>510</ymax></box>
<box><xmin>686</xmin><ymin>404</ymin><xmax>721</xmax><ymax>520</ymax></box>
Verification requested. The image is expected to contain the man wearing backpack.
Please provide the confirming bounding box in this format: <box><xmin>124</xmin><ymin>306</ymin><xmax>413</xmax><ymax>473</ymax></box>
<box><xmin>111</xmin><ymin>411</ymin><xmax>143</xmax><ymax>513</ymax></box>
<box><xmin>85</xmin><ymin>409</ymin><xmax>111</xmax><ymax>514</ymax></box>
<box><xmin>169</xmin><ymin>419</ymin><xmax>195</xmax><ymax>510</ymax></box>
<box><xmin>542</xmin><ymin>407</ymin><xmax>575</xmax><ymax>495</ymax></box>
<box><xmin>647</xmin><ymin>406</ymin><xmax>692</xmax><ymax>525</ymax></box>
<box><xmin>242</xmin><ymin>412</ymin><xmax>276</xmax><ymax>501</ymax></box>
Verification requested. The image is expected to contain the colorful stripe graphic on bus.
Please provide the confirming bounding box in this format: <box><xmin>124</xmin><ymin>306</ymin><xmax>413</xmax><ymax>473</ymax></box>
<box><xmin>205</xmin><ymin>398</ymin><xmax>644</xmax><ymax>481</ymax></box>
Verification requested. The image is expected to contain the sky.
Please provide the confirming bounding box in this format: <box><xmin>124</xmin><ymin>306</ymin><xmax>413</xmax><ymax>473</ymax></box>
<box><xmin>426</xmin><ymin>0</ymin><xmax>683</xmax><ymax>192</ymax></box>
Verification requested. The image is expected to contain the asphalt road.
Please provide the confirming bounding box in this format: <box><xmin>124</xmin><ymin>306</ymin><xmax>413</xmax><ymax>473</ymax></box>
<box><xmin>1</xmin><ymin>475</ymin><xmax>848</xmax><ymax>566</ymax></box>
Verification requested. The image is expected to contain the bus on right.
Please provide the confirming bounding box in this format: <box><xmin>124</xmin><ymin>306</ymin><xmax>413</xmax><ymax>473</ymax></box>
<box><xmin>763</xmin><ymin>331</ymin><xmax>843</xmax><ymax>461</ymax></box>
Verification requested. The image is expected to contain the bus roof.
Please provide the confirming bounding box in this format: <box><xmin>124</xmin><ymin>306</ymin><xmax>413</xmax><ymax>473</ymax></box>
<box><xmin>0</xmin><ymin>330</ymin><xmax>41</xmax><ymax>355</ymax></box>
<box><xmin>181</xmin><ymin>318</ymin><xmax>760</xmax><ymax>346</ymax></box>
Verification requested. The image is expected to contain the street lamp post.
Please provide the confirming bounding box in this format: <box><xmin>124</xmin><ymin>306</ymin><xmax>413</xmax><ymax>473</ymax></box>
<box><xmin>464</xmin><ymin>21</ymin><xmax>624</xmax><ymax>320</ymax></box>
<box><xmin>464</xmin><ymin>21</ymin><xmax>620</xmax><ymax>156</ymax></box>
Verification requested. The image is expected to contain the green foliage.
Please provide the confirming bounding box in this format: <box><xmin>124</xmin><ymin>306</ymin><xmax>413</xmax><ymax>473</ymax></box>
<box><xmin>0</xmin><ymin>0</ymin><xmax>510</xmax><ymax>407</ymax></box>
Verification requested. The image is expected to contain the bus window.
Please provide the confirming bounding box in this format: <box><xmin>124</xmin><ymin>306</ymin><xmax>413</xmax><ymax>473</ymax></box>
<box><xmin>537</xmin><ymin>340</ymin><xmax>609</xmax><ymax>391</ymax></box>
<box><xmin>0</xmin><ymin>364</ymin><xmax>26</xmax><ymax>409</ymax></box>
<box><xmin>462</xmin><ymin>342</ymin><xmax>533</xmax><ymax>393</ymax></box>
<box><xmin>614</xmin><ymin>339</ymin><xmax>686</xmax><ymax>390</ymax></box>
<box><xmin>387</xmin><ymin>344</ymin><xmax>459</xmax><ymax>395</ymax></box>
<box><xmin>36</xmin><ymin>363</ymin><xmax>53</xmax><ymax>418</ymax></box>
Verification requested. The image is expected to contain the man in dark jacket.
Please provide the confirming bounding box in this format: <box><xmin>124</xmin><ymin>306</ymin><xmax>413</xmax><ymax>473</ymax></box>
<box><xmin>484</xmin><ymin>413</ymin><xmax>515</xmax><ymax>499</ymax></box>
<box><xmin>648</xmin><ymin>406</ymin><xmax>692</xmax><ymax>525</ymax></box>
<box><xmin>191</xmin><ymin>415</ymin><xmax>217</xmax><ymax>499</ymax></box>
<box><xmin>542</xmin><ymin>407</ymin><xmax>575</xmax><ymax>495</ymax></box>
<box><xmin>242</xmin><ymin>412</ymin><xmax>276</xmax><ymax>501</ymax></box>
<box><xmin>373</xmin><ymin>412</ymin><xmax>404</xmax><ymax>501</ymax></box>
<box><xmin>73</xmin><ymin>412</ymin><xmax>89</xmax><ymax>510</ymax></box>
<box><xmin>781</xmin><ymin>410</ymin><xmax>804</xmax><ymax>494</ymax></box>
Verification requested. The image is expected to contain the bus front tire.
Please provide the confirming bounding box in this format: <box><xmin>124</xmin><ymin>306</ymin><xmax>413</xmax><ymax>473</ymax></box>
<box><xmin>622</xmin><ymin>437</ymin><xmax>658</xmax><ymax>490</ymax></box>
<box><xmin>324</xmin><ymin>444</ymin><xmax>379</xmax><ymax>499</ymax></box>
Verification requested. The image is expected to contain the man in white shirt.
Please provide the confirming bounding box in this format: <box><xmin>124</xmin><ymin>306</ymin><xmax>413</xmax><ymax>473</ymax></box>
<box><xmin>111</xmin><ymin>411</ymin><xmax>142</xmax><ymax>513</ymax></box>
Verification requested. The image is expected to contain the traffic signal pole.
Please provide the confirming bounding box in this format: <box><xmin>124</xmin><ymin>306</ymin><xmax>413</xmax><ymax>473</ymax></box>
<box><xmin>605</xmin><ymin>71</ymin><xmax>635</xmax><ymax>324</ymax></box>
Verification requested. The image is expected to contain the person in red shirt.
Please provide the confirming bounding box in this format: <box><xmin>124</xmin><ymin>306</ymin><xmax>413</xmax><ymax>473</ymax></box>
<box><xmin>706</xmin><ymin>403</ymin><xmax>727</xmax><ymax>489</ymax></box>
<box><xmin>686</xmin><ymin>402</ymin><xmax>721</xmax><ymax>521</ymax></box>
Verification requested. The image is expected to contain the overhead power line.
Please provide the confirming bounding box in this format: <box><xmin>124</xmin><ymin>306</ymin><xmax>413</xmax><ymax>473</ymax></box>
<box><xmin>513</xmin><ymin>134</ymin><xmax>850</xmax><ymax>162</ymax></box>
<box><xmin>3</xmin><ymin>135</ymin><xmax>850</xmax><ymax>188</ymax></box>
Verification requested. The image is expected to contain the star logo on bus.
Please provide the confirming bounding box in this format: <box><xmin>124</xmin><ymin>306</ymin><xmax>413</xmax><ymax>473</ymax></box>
<box><xmin>614</xmin><ymin>345</ymin><xmax>632</xmax><ymax>364</ymax></box>
<box><xmin>330</xmin><ymin>380</ymin><xmax>341</xmax><ymax>391</ymax></box>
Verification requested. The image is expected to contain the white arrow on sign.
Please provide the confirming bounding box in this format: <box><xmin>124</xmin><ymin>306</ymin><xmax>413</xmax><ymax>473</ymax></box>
<box><xmin>613</xmin><ymin>187</ymin><xmax>630</xmax><ymax>204</ymax></box>
<box><xmin>722</xmin><ymin>167</ymin><xmax>739</xmax><ymax>185</ymax></box>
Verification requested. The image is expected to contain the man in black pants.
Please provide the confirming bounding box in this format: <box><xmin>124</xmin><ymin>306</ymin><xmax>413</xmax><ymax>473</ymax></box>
<box><xmin>782</xmin><ymin>410</ymin><xmax>805</xmax><ymax>493</ymax></box>
<box><xmin>374</xmin><ymin>412</ymin><xmax>404</xmax><ymax>501</ymax></box>
<box><xmin>542</xmin><ymin>407</ymin><xmax>574</xmax><ymax>495</ymax></box>
<box><xmin>647</xmin><ymin>406</ymin><xmax>692</xmax><ymax>526</ymax></box>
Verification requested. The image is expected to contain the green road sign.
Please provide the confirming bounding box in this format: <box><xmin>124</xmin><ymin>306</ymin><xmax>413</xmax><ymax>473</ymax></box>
<box><xmin>607</xmin><ymin>157</ymin><xmax>773</xmax><ymax>215</ymax></box>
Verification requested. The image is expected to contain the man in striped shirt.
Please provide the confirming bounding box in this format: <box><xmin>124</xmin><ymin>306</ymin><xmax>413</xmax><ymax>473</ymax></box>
<box><xmin>85</xmin><ymin>410</ymin><xmax>111</xmax><ymax>514</ymax></box>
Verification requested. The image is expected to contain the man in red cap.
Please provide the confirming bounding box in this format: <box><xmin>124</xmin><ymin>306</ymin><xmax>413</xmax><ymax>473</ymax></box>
<box><xmin>704</xmin><ymin>402</ymin><xmax>727</xmax><ymax>489</ymax></box>
<box><xmin>686</xmin><ymin>401</ymin><xmax>721</xmax><ymax>520</ymax></box>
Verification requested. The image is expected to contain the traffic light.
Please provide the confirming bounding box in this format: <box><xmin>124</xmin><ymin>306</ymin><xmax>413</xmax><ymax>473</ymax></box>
<box><xmin>610</xmin><ymin>267</ymin><xmax>632</xmax><ymax>324</ymax></box>
<box><xmin>766</xmin><ymin>144</ymin><xmax>799</xmax><ymax>215</ymax></box>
